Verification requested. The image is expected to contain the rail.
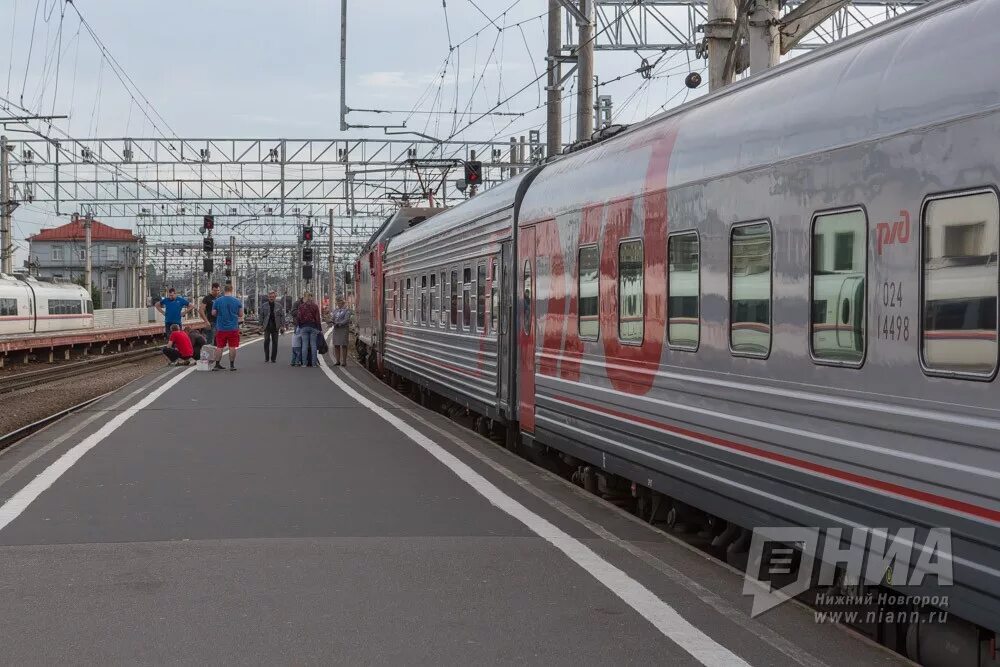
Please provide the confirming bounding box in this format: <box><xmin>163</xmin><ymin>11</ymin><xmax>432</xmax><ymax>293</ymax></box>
<box><xmin>0</xmin><ymin>348</ymin><xmax>161</xmax><ymax>396</ymax></box>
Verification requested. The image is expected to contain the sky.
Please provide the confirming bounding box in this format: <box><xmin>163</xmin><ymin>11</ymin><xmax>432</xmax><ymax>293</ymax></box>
<box><xmin>0</xmin><ymin>0</ymin><xmax>896</xmax><ymax>268</ymax></box>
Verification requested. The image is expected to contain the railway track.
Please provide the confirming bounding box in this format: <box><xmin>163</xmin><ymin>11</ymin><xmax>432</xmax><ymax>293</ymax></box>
<box><xmin>0</xmin><ymin>348</ymin><xmax>161</xmax><ymax>396</ymax></box>
<box><xmin>0</xmin><ymin>392</ymin><xmax>112</xmax><ymax>452</ymax></box>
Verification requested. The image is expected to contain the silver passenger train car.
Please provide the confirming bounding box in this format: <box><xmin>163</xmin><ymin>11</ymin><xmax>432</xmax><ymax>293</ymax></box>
<box><xmin>362</xmin><ymin>0</ymin><xmax>1000</xmax><ymax>652</ymax></box>
<box><xmin>0</xmin><ymin>274</ymin><xmax>95</xmax><ymax>336</ymax></box>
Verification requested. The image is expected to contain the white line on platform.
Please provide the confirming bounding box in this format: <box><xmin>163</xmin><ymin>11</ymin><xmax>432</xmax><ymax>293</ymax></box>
<box><xmin>0</xmin><ymin>336</ymin><xmax>261</xmax><ymax>532</ymax></box>
<box><xmin>318</xmin><ymin>353</ymin><xmax>750</xmax><ymax>667</ymax></box>
<box><xmin>0</xmin><ymin>366</ymin><xmax>197</xmax><ymax>532</ymax></box>
<box><xmin>334</xmin><ymin>366</ymin><xmax>828</xmax><ymax>667</ymax></box>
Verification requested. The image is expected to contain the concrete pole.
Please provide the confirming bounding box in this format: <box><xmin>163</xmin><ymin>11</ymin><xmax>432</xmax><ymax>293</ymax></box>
<box><xmin>546</xmin><ymin>0</ymin><xmax>563</xmax><ymax>159</ymax></box>
<box><xmin>328</xmin><ymin>210</ymin><xmax>336</xmax><ymax>303</ymax></box>
<box><xmin>706</xmin><ymin>0</ymin><xmax>737</xmax><ymax>90</ymax></box>
<box><xmin>509</xmin><ymin>137</ymin><xmax>518</xmax><ymax>176</ymax></box>
<box><xmin>138</xmin><ymin>239</ymin><xmax>146</xmax><ymax>307</ymax></box>
<box><xmin>0</xmin><ymin>135</ymin><xmax>11</xmax><ymax>274</ymax></box>
<box><xmin>576</xmin><ymin>0</ymin><xmax>595</xmax><ymax>142</ymax></box>
<box><xmin>295</xmin><ymin>237</ymin><xmax>302</xmax><ymax>298</ymax></box>
<box><xmin>84</xmin><ymin>214</ymin><xmax>93</xmax><ymax>295</ymax></box>
<box><xmin>229</xmin><ymin>235</ymin><xmax>237</xmax><ymax>296</ymax></box>
<box><xmin>748</xmin><ymin>0</ymin><xmax>780</xmax><ymax>74</ymax></box>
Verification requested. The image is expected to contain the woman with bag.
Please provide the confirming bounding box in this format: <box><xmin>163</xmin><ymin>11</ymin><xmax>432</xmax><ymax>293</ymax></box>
<box><xmin>330</xmin><ymin>297</ymin><xmax>352</xmax><ymax>367</ymax></box>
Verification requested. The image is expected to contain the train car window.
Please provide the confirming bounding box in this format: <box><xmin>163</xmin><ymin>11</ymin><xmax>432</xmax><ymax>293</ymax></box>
<box><xmin>0</xmin><ymin>298</ymin><xmax>17</xmax><ymax>316</ymax></box>
<box><xmin>421</xmin><ymin>275</ymin><xmax>428</xmax><ymax>324</ymax></box>
<box><xmin>490</xmin><ymin>259</ymin><xmax>499</xmax><ymax>334</ymax></box>
<box><xmin>429</xmin><ymin>274</ymin><xmax>437</xmax><ymax>324</ymax></box>
<box><xmin>578</xmin><ymin>245</ymin><xmax>599</xmax><ymax>340</ymax></box>
<box><xmin>392</xmin><ymin>281</ymin><xmax>397</xmax><ymax>321</ymax></box>
<box><xmin>811</xmin><ymin>209</ymin><xmax>866</xmax><ymax>365</ymax></box>
<box><xmin>86</xmin><ymin>300</ymin><xmax>94</xmax><ymax>315</ymax></box>
<box><xmin>49</xmin><ymin>299</ymin><xmax>83</xmax><ymax>315</ymax></box>
<box><xmin>463</xmin><ymin>267</ymin><xmax>472</xmax><ymax>330</ymax></box>
<box><xmin>523</xmin><ymin>260</ymin><xmax>532</xmax><ymax>334</ymax></box>
<box><xmin>730</xmin><ymin>222</ymin><xmax>772</xmax><ymax>357</ymax></box>
<box><xmin>667</xmin><ymin>233</ymin><xmax>700</xmax><ymax>350</ymax></box>
<box><xmin>618</xmin><ymin>240</ymin><xmax>644</xmax><ymax>343</ymax></box>
<box><xmin>451</xmin><ymin>270</ymin><xmax>459</xmax><ymax>327</ymax></box>
<box><xmin>921</xmin><ymin>190</ymin><xmax>999</xmax><ymax>378</ymax></box>
<box><xmin>477</xmin><ymin>264</ymin><xmax>487</xmax><ymax>331</ymax></box>
<box><xmin>440</xmin><ymin>271</ymin><xmax>447</xmax><ymax>325</ymax></box>
<box><xmin>405</xmin><ymin>278</ymin><xmax>411</xmax><ymax>323</ymax></box>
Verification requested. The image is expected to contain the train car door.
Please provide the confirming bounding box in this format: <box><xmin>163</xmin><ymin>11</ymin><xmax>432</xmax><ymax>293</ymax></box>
<box><xmin>498</xmin><ymin>240</ymin><xmax>513</xmax><ymax>416</ymax></box>
<box><xmin>517</xmin><ymin>227</ymin><xmax>536</xmax><ymax>433</ymax></box>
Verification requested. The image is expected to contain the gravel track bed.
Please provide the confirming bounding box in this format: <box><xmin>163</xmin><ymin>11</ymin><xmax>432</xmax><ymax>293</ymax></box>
<box><xmin>0</xmin><ymin>356</ymin><xmax>168</xmax><ymax>438</ymax></box>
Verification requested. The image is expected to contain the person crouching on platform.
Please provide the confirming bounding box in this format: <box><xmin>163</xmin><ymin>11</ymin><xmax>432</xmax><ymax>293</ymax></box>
<box><xmin>188</xmin><ymin>329</ymin><xmax>207</xmax><ymax>361</ymax></box>
<box><xmin>162</xmin><ymin>324</ymin><xmax>194</xmax><ymax>366</ymax></box>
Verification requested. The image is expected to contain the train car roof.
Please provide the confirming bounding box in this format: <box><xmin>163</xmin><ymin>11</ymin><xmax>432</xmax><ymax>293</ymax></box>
<box><xmin>520</xmin><ymin>0</ymin><xmax>998</xmax><ymax>223</ymax></box>
<box><xmin>385</xmin><ymin>170</ymin><xmax>534</xmax><ymax>255</ymax></box>
<box><xmin>359</xmin><ymin>207</ymin><xmax>444</xmax><ymax>256</ymax></box>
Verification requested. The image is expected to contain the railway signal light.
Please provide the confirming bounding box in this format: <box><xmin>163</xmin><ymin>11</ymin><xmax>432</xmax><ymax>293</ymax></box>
<box><xmin>303</xmin><ymin>225</ymin><xmax>314</xmax><ymax>242</ymax></box>
<box><xmin>203</xmin><ymin>237</ymin><xmax>214</xmax><ymax>252</ymax></box>
<box><xmin>225</xmin><ymin>268</ymin><xmax>232</xmax><ymax>278</ymax></box>
<box><xmin>203</xmin><ymin>258</ymin><xmax>213</xmax><ymax>274</ymax></box>
<box><xmin>224</xmin><ymin>255</ymin><xmax>232</xmax><ymax>267</ymax></box>
<box><xmin>302</xmin><ymin>247</ymin><xmax>313</xmax><ymax>263</ymax></box>
<box><xmin>464</xmin><ymin>160</ymin><xmax>482</xmax><ymax>185</ymax></box>
<box><xmin>302</xmin><ymin>264</ymin><xmax>313</xmax><ymax>280</ymax></box>
<box><xmin>203</xmin><ymin>215</ymin><xmax>215</xmax><ymax>230</ymax></box>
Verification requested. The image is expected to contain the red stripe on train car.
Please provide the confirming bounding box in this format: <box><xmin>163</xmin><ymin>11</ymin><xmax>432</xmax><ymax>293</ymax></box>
<box><xmin>553</xmin><ymin>393</ymin><xmax>1000</xmax><ymax>524</ymax></box>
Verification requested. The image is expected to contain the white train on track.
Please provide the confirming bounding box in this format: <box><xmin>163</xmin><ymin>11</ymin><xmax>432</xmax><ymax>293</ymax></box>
<box><xmin>0</xmin><ymin>274</ymin><xmax>95</xmax><ymax>336</ymax></box>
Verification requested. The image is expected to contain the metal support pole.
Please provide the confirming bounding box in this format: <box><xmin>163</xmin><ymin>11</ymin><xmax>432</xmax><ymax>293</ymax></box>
<box><xmin>546</xmin><ymin>0</ymin><xmax>563</xmax><ymax>159</ymax></box>
<box><xmin>340</xmin><ymin>0</ymin><xmax>349</xmax><ymax>132</ymax></box>
<box><xmin>707</xmin><ymin>0</ymin><xmax>737</xmax><ymax>90</ymax></box>
<box><xmin>0</xmin><ymin>135</ymin><xmax>12</xmax><ymax>274</ymax></box>
<box><xmin>748</xmin><ymin>0</ymin><xmax>781</xmax><ymax>74</ymax></box>
<box><xmin>84</xmin><ymin>214</ymin><xmax>93</xmax><ymax>295</ymax></box>
<box><xmin>509</xmin><ymin>137</ymin><xmax>518</xmax><ymax>176</ymax></box>
<box><xmin>576</xmin><ymin>0</ymin><xmax>595</xmax><ymax>142</ymax></box>
<box><xmin>328</xmin><ymin>209</ymin><xmax>336</xmax><ymax>303</ymax></box>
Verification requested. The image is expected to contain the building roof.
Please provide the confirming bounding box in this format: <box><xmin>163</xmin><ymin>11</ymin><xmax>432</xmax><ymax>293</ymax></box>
<box><xmin>28</xmin><ymin>219</ymin><xmax>138</xmax><ymax>243</ymax></box>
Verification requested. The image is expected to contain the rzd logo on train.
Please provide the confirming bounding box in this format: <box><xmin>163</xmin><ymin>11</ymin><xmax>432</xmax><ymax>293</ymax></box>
<box><xmin>876</xmin><ymin>210</ymin><xmax>911</xmax><ymax>255</ymax></box>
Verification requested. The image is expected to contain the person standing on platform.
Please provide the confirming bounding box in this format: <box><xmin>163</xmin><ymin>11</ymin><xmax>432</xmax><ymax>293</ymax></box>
<box><xmin>258</xmin><ymin>290</ymin><xmax>285</xmax><ymax>363</ymax></box>
<box><xmin>199</xmin><ymin>282</ymin><xmax>221</xmax><ymax>341</ymax></box>
<box><xmin>296</xmin><ymin>292</ymin><xmax>322</xmax><ymax>368</ymax></box>
<box><xmin>330</xmin><ymin>297</ymin><xmax>352</xmax><ymax>367</ymax></box>
<box><xmin>211</xmin><ymin>284</ymin><xmax>244</xmax><ymax>372</ymax></box>
<box><xmin>289</xmin><ymin>291</ymin><xmax>305</xmax><ymax>366</ymax></box>
<box><xmin>155</xmin><ymin>287</ymin><xmax>192</xmax><ymax>337</ymax></box>
<box><xmin>162</xmin><ymin>324</ymin><xmax>195</xmax><ymax>366</ymax></box>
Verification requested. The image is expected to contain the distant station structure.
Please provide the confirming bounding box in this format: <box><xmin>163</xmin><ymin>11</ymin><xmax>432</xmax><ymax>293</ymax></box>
<box><xmin>27</xmin><ymin>218</ymin><xmax>141</xmax><ymax>308</ymax></box>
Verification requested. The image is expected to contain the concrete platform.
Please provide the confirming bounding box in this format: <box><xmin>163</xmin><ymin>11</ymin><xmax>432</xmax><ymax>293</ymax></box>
<box><xmin>0</xmin><ymin>333</ymin><xmax>912</xmax><ymax>666</ymax></box>
<box><xmin>0</xmin><ymin>318</ymin><xmax>207</xmax><ymax>356</ymax></box>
